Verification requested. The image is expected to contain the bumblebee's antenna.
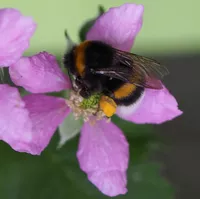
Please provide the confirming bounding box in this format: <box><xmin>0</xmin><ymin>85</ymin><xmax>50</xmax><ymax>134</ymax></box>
<box><xmin>64</xmin><ymin>29</ymin><xmax>75</xmax><ymax>52</ymax></box>
<box><xmin>64</xmin><ymin>29</ymin><xmax>69</xmax><ymax>38</ymax></box>
<box><xmin>64</xmin><ymin>29</ymin><xmax>76</xmax><ymax>90</ymax></box>
<box><xmin>64</xmin><ymin>29</ymin><xmax>71</xmax><ymax>42</ymax></box>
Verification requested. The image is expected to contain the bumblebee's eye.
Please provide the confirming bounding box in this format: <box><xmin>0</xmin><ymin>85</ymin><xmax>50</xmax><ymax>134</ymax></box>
<box><xmin>75</xmin><ymin>77</ymin><xmax>82</xmax><ymax>87</ymax></box>
<box><xmin>75</xmin><ymin>76</ymin><xmax>93</xmax><ymax>90</ymax></box>
<box><xmin>80</xmin><ymin>88</ymin><xmax>91</xmax><ymax>99</ymax></box>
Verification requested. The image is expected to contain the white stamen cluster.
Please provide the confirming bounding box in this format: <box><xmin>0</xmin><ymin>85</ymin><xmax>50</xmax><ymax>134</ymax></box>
<box><xmin>66</xmin><ymin>90</ymin><xmax>106</xmax><ymax>122</ymax></box>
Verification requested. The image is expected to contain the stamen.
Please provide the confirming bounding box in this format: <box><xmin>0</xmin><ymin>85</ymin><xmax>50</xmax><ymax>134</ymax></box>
<box><xmin>66</xmin><ymin>90</ymin><xmax>108</xmax><ymax>123</ymax></box>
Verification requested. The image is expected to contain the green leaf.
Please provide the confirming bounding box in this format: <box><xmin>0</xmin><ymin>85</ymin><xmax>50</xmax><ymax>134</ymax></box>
<box><xmin>0</xmin><ymin>121</ymin><xmax>174</xmax><ymax>199</ymax></box>
<box><xmin>0</xmin><ymin>68</ymin><xmax>5</xmax><ymax>83</ymax></box>
<box><xmin>58</xmin><ymin>112</ymin><xmax>83</xmax><ymax>148</ymax></box>
<box><xmin>127</xmin><ymin>163</ymin><xmax>174</xmax><ymax>199</ymax></box>
<box><xmin>0</xmin><ymin>67</ymin><xmax>15</xmax><ymax>86</ymax></box>
<box><xmin>112</xmin><ymin>115</ymin><xmax>153</xmax><ymax>138</ymax></box>
<box><xmin>79</xmin><ymin>5</ymin><xmax>105</xmax><ymax>42</ymax></box>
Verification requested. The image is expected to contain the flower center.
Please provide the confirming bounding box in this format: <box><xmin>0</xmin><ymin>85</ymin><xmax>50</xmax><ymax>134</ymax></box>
<box><xmin>66</xmin><ymin>90</ymin><xmax>106</xmax><ymax>122</ymax></box>
<box><xmin>80</xmin><ymin>93</ymin><xmax>101</xmax><ymax>109</ymax></box>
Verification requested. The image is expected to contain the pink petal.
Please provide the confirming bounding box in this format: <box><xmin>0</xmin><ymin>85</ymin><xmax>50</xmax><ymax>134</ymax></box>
<box><xmin>0</xmin><ymin>8</ymin><xmax>36</xmax><ymax>66</ymax></box>
<box><xmin>117</xmin><ymin>86</ymin><xmax>183</xmax><ymax>124</ymax></box>
<box><xmin>77</xmin><ymin>118</ymin><xmax>128</xmax><ymax>196</ymax></box>
<box><xmin>0</xmin><ymin>84</ymin><xmax>70</xmax><ymax>155</ymax></box>
<box><xmin>9</xmin><ymin>52</ymin><xmax>71</xmax><ymax>93</ymax></box>
<box><xmin>88</xmin><ymin>170</ymin><xmax>127</xmax><ymax>197</ymax></box>
<box><xmin>87</xmin><ymin>3</ymin><xmax>144</xmax><ymax>51</ymax></box>
<box><xmin>23</xmin><ymin>94</ymin><xmax>70</xmax><ymax>154</ymax></box>
<box><xmin>0</xmin><ymin>84</ymin><xmax>33</xmax><ymax>152</ymax></box>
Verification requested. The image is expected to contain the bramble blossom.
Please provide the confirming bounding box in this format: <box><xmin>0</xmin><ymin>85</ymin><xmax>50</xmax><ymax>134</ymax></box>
<box><xmin>0</xmin><ymin>4</ymin><xmax>182</xmax><ymax>197</ymax></box>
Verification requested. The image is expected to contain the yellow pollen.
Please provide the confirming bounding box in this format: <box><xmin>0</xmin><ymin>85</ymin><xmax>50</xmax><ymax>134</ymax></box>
<box><xmin>99</xmin><ymin>96</ymin><xmax>117</xmax><ymax>117</ymax></box>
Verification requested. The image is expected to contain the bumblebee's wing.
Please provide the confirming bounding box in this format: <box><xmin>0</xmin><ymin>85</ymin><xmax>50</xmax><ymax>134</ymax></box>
<box><xmin>92</xmin><ymin>49</ymin><xmax>169</xmax><ymax>89</ymax></box>
<box><xmin>91</xmin><ymin>66</ymin><xmax>132</xmax><ymax>82</ymax></box>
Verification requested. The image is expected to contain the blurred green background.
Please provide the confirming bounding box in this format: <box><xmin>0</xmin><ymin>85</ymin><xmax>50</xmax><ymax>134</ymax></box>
<box><xmin>1</xmin><ymin>0</ymin><xmax>199</xmax><ymax>56</ymax></box>
<box><xmin>0</xmin><ymin>0</ymin><xmax>199</xmax><ymax>199</ymax></box>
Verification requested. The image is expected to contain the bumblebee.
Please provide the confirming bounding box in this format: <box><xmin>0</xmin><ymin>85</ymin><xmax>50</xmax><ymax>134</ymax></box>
<box><xmin>63</xmin><ymin>33</ymin><xmax>169</xmax><ymax>117</ymax></box>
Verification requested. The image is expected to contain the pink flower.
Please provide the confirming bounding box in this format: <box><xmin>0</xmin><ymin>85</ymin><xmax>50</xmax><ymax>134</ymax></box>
<box><xmin>0</xmin><ymin>8</ymin><xmax>36</xmax><ymax>67</ymax></box>
<box><xmin>0</xmin><ymin>4</ymin><xmax>182</xmax><ymax>197</ymax></box>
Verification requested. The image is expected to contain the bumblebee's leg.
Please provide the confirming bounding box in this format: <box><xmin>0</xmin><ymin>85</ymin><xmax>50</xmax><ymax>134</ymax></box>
<box><xmin>99</xmin><ymin>95</ymin><xmax>117</xmax><ymax>117</ymax></box>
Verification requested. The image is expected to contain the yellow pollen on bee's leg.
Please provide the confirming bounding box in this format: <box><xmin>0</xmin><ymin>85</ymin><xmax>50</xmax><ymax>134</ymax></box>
<box><xmin>99</xmin><ymin>96</ymin><xmax>117</xmax><ymax>118</ymax></box>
